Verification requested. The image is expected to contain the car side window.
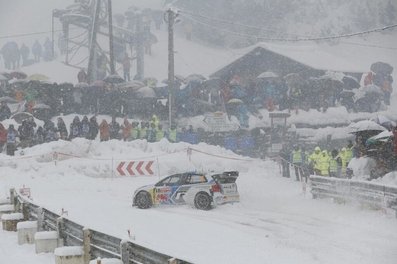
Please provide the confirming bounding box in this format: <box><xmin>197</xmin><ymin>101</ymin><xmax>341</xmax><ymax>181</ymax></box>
<box><xmin>167</xmin><ymin>175</ymin><xmax>181</xmax><ymax>186</ymax></box>
<box><xmin>185</xmin><ymin>175</ymin><xmax>207</xmax><ymax>184</ymax></box>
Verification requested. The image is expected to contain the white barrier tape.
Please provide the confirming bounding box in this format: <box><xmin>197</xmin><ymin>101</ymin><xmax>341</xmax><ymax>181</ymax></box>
<box><xmin>188</xmin><ymin>147</ymin><xmax>255</xmax><ymax>162</ymax></box>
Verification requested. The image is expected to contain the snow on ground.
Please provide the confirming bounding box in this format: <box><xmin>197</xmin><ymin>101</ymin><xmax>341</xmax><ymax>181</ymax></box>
<box><xmin>1</xmin><ymin>139</ymin><xmax>397</xmax><ymax>264</ymax></box>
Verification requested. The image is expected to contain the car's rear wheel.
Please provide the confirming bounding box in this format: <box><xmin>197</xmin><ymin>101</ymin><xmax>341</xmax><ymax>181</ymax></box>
<box><xmin>194</xmin><ymin>192</ymin><xmax>212</xmax><ymax>210</ymax></box>
<box><xmin>135</xmin><ymin>191</ymin><xmax>152</xmax><ymax>209</ymax></box>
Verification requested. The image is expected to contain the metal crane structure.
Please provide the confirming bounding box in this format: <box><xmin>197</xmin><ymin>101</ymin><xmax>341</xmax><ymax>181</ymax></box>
<box><xmin>53</xmin><ymin>0</ymin><xmax>145</xmax><ymax>83</ymax></box>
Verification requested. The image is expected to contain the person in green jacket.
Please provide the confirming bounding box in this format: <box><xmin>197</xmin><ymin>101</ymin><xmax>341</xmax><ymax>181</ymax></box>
<box><xmin>130</xmin><ymin>122</ymin><xmax>140</xmax><ymax>140</ymax></box>
<box><xmin>155</xmin><ymin>124</ymin><xmax>165</xmax><ymax>142</ymax></box>
<box><xmin>318</xmin><ymin>150</ymin><xmax>330</xmax><ymax>176</ymax></box>
<box><xmin>139</xmin><ymin>121</ymin><xmax>148</xmax><ymax>140</ymax></box>
<box><xmin>168</xmin><ymin>124</ymin><xmax>177</xmax><ymax>143</ymax></box>
<box><xmin>291</xmin><ymin>145</ymin><xmax>304</xmax><ymax>181</ymax></box>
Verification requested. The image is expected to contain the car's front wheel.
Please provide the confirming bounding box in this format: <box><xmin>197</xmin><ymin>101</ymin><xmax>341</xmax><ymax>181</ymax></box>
<box><xmin>135</xmin><ymin>191</ymin><xmax>152</xmax><ymax>209</ymax></box>
<box><xmin>194</xmin><ymin>192</ymin><xmax>212</xmax><ymax>210</ymax></box>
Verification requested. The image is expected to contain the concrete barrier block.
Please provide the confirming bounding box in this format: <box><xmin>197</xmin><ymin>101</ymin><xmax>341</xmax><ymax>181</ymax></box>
<box><xmin>34</xmin><ymin>231</ymin><xmax>58</xmax><ymax>253</ymax></box>
<box><xmin>55</xmin><ymin>246</ymin><xmax>84</xmax><ymax>264</ymax></box>
<box><xmin>17</xmin><ymin>221</ymin><xmax>37</xmax><ymax>245</ymax></box>
<box><xmin>1</xmin><ymin>213</ymin><xmax>24</xmax><ymax>231</ymax></box>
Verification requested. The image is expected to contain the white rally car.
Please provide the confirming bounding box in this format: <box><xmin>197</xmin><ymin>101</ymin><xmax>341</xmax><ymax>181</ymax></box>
<box><xmin>132</xmin><ymin>171</ymin><xmax>239</xmax><ymax>210</ymax></box>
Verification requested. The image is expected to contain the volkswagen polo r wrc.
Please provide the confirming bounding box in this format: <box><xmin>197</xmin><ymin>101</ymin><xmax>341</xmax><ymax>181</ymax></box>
<box><xmin>132</xmin><ymin>171</ymin><xmax>239</xmax><ymax>210</ymax></box>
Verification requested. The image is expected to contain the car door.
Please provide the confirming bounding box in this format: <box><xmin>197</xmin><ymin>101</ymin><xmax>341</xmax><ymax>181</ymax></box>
<box><xmin>154</xmin><ymin>174</ymin><xmax>182</xmax><ymax>205</ymax></box>
<box><xmin>170</xmin><ymin>174</ymin><xmax>208</xmax><ymax>204</ymax></box>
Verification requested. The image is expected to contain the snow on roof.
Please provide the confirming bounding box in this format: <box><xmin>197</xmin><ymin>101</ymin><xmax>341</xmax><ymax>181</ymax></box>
<box><xmin>212</xmin><ymin>31</ymin><xmax>397</xmax><ymax>78</ymax></box>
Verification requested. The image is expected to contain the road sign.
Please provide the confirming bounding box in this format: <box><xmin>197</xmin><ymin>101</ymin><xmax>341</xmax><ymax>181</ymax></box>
<box><xmin>116</xmin><ymin>161</ymin><xmax>154</xmax><ymax>176</ymax></box>
<box><xmin>203</xmin><ymin>112</ymin><xmax>237</xmax><ymax>132</ymax></box>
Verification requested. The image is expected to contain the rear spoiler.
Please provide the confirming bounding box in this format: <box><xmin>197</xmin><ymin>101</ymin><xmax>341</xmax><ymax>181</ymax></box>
<box><xmin>211</xmin><ymin>171</ymin><xmax>239</xmax><ymax>183</ymax></box>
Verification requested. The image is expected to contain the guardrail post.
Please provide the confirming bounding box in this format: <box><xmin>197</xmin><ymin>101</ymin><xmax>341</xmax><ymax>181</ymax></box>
<box><xmin>10</xmin><ymin>188</ymin><xmax>15</xmax><ymax>205</ymax></box>
<box><xmin>120</xmin><ymin>240</ymin><xmax>129</xmax><ymax>264</ymax></box>
<box><xmin>83</xmin><ymin>228</ymin><xmax>91</xmax><ymax>264</ymax></box>
<box><xmin>21</xmin><ymin>202</ymin><xmax>29</xmax><ymax>220</ymax></box>
<box><xmin>37</xmin><ymin>207</ymin><xmax>44</xmax><ymax>231</ymax></box>
<box><xmin>56</xmin><ymin>217</ymin><xmax>65</xmax><ymax>247</ymax></box>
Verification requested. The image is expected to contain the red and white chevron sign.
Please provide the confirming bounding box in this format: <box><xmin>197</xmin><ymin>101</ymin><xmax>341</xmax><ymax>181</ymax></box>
<box><xmin>116</xmin><ymin>161</ymin><xmax>155</xmax><ymax>176</ymax></box>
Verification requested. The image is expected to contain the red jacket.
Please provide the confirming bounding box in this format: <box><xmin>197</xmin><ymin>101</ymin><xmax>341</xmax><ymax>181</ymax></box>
<box><xmin>0</xmin><ymin>125</ymin><xmax>7</xmax><ymax>143</ymax></box>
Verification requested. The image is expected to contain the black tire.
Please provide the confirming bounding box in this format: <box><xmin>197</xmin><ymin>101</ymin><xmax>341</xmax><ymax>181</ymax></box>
<box><xmin>135</xmin><ymin>191</ymin><xmax>152</xmax><ymax>209</ymax></box>
<box><xmin>194</xmin><ymin>192</ymin><xmax>212</xmax><ymax>210</ymax></box>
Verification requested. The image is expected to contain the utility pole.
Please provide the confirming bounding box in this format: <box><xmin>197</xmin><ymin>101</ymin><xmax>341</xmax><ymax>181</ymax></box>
<box><xmin>166</xmin><ymin>8</ymin><xmax>176</xmax><ymax>128</ymax></box>
<box><xmin>136</xmin><ymin>13</ymin><xmax>144</xmax><ymax>80</ymax></box>
<box><xmin>52</xmin><ymin>10</ymin><xmax>55</xmax><ymax>59</ymax></box>
<box><xmin>108</xmin><ymin>0</ymin><xmax>115</xmax><ymax>75</ymax></box>
<box><xmin>87</xmin><ymin>0</ymin><xmax>102</xmax><ymax>83</ymax></box>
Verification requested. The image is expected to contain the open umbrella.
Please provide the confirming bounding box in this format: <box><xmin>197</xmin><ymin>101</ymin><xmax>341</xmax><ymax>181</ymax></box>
<box><xmin>185</xmin><ymin>74</ymin><xmax>206</xmax><ymax>82</ymax></box>
<box><xmin>0</xmin><ymin>96</ymin><xmax>18</xmax><ymax>104</ymax></box>
<box><xmin>370</xmin><ymin>62</ymin><xmax>393</xmax><ymax>75</ymax></box>
<box><xmin>28</xmin><ymin>74</ymin><xmax>49</xmax><ymax>81</ymax></box>
<box><xmin>227</xmin><ymin>98</ymin><xmax>244</xmax><ymax>104</ymax></box>
<box><xmin>32</xmin><ymin>103</ymin><xmax>51</xmax><ymax>110</ymax></box>
<box><xmin>348</xmin><ymin>120</ymin><xmax>387</xmax><ymax>134</ymax></box>
<box><xmin>342</xmin><ymin>76</ymin><xmax>360</xmax><ymax>89</ymax></box>
<box><xmin>117</xmin><ymin>81</ymin><xmax>145</xmax><ymax>90</ymax></box>
<box><xmin>10</xmin><ymin>112</ymin><xmax>34</xmax><ymax>124</ymax></box>
<box><xmin>103</xmin><ymin>74</ymin><xmax>125</xmax><ymax>84</ymax></box>
<box><xmin>134</xmin><ymin>86</ymin><xmax>156</xmax><ymax>98</ymax></box>
<box><xmin>257</xmin><ymin>71</ymin><xmax>278</xmax><ymax>79</ymax></box>
<box><xmin>10</xmin><ymin>71</ymin><xmax>27</xmax><ymax>80</ymax></box>
<box><xmin>367</xmin><ymin>130</ymin><xmax>393</xmax><ymax>144</ymax></box>
<box><xmin>203</xmin><ymin>78</ymin><xmax>225</xmax><ymax>88</ymax></box>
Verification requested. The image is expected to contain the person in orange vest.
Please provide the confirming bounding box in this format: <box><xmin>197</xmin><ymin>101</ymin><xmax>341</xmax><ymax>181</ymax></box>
<box><xmin>121</xmin><ymin>117</ymin><xmax>132</xmax><ymax>141</ymax></box>
<box><xmin>99</xmin><ymin>119</ymin><xmax>110</xmax><ymax>142</ymax></box>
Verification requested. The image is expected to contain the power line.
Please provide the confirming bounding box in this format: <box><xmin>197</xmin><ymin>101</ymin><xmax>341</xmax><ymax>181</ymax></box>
<box><xmin>180</xmin><ymin>12</ymin><xmax>397</xmax><ymax>42</ymax></box>
<box><xmin>180</xmin><ymin>10</ymin><xmax>310</xmax><ymax>38</ymax></box>
<box><xmin>339</xmin><ymin>41</ymin><xmax>397</xmax><ymax>50</ymax></box>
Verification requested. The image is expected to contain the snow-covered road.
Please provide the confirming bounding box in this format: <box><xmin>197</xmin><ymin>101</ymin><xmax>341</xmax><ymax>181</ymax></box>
<box><xmin>1</xmin><ymin>139</ymin><xmax>396</xmax><ymax>264</ymax></box>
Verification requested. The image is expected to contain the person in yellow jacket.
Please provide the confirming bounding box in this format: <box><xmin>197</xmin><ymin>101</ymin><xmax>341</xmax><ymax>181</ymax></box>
<box><xmin>139</xmin><ymin>121</ymin><xmax>148</xmax><ymax>140</ymax></box>
<box><xmin>309</xmin><ymin>146</ymin><xmax>322</xmax><ymax>175</ymax></box>
<box><xmin>339</xmin><ymin>146</ymin><xmax>353</xmax><ymax>177</ymax></box>
<box><xmin>155</xmin><ymin>124</ymin><xmax>165</xmax><ymax>142</ymax></box>
<box><xmin>317</xmin><ymin>150</ymin><xmax>330</xmax><ymax>176</ymax></box>
<box><xmin>167</xmin><ymin>124</ymin><xmax>177</xmax><ymax>143</ymax></box>
<box><xmin>130</xmin><ymin>122</ymin><xmax>140</xmax><ymax>140</ymax></box>
<box><xmin>150</xmin><ymin>114</ymin><xmax>159</xmax><ymax>130</ymax></box>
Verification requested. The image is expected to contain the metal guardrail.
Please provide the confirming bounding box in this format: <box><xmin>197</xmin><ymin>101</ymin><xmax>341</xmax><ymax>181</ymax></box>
<box><xmin>11</xmin><ymin>189</ymin><xmax>191</xmax><ymax>264</ymax></box>
<box><xmin>310</xmin><ymin>176</ymin><xmax>397</xmax><ymax>216</ymax></box>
